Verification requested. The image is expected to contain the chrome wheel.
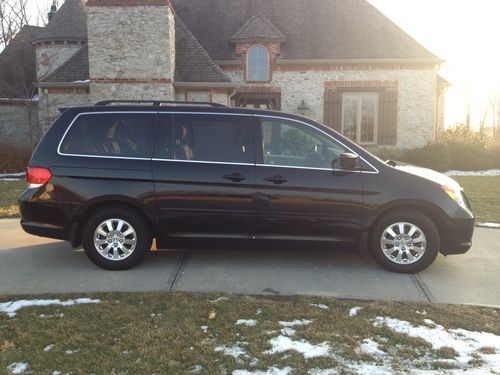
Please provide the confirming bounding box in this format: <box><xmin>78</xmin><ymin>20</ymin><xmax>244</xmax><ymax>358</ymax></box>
<box><xmin>93</xmin><ymin>218</ymin><xmax>137</xmax><ymax>261</ymax></box>
<box><xmin>380</xmin><ymin>222</ymin><xmax>427</xmax><ymax>265</ymax></box>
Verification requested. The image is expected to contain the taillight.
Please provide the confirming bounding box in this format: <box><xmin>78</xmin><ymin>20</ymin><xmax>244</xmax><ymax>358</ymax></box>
<box><xmin>26</xmin><ymin>167</ymin><xmax>52</xmax><ymax>188</ymax></box>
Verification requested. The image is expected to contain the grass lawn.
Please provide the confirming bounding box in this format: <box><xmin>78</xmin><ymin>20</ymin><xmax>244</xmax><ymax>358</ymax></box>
<box><xmin>453</xmin><ymin>176</ymin><xmax>500</xmax><ymax>223</ymax></box>
<box><xmin>1</xmin><ymin>177</ymin><xmax>500</xmax><ymax>223</ymax></box>
<box><xmin>0</xmin><ymin>292</ymin><xmax>499</xmax><ymax>374</ymax></box>
<box><xmin>0</xmin><ymin>179</ymin><xmax>25</xmax><ymax>218</ymax></box>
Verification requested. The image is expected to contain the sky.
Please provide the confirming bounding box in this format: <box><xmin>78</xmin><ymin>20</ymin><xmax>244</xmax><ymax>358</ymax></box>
<box><xmin>25</xmin><ymin>0</ymin><xmax>500</xmax><ymax>129</ymax></box>
<box><xmin>368</xmin><ymin>0</ymin><xmax>500</xmax><ymax>128</ymax></box>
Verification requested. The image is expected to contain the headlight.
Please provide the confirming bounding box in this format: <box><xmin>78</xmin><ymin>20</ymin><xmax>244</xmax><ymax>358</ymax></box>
<box><xmin>441</xmin><ymin>184</ymin><xmax>466</xmax><ymax>208</ymax></box>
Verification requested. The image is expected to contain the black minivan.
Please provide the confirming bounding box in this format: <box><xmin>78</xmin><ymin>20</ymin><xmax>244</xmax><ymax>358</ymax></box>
<box><xmin>19</xmin><ymin>101</ymin><xmax>474</xmax><ymax>273</ymax></box>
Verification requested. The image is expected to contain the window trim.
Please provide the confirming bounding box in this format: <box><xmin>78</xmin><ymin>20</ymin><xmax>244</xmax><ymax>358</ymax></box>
<box><xmin>341</xmin><ymin>92</ymin><xmax>379</xmax><ymax>145</ymax></box>
<box><xmin>57</xmin><ymin>111</ymin><xmax>158</xmax><ymax>160</ymax></box>
<box><xmin>246</xmin><ymin>45</ymin><xmax>270</xmax><ymax>82</ymax></box>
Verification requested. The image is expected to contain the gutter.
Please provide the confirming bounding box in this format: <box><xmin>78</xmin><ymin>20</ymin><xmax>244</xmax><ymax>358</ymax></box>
<box><xmin>35</xmin><ymin>81</ymin><xmax>90</xmax><ymax>88</ymax></box>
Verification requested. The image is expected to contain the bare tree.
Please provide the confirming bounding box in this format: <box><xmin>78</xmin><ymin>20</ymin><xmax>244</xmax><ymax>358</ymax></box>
<box><xmin>0</xmin><ymin>0</ymin><xmax>29</xmax><ymax>49</ymax></box>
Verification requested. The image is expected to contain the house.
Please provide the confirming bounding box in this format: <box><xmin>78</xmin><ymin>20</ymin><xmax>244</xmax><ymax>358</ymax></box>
<box><xmin>5</xmin><ymin>0</ymin><xmax>446</xmax><ymax>149</ymax></box>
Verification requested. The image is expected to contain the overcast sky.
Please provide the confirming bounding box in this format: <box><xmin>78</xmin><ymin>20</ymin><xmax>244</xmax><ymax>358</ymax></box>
<box><xmin>23</xmin><ymin>0</ymin><xmax>500</xmax><ymax>128</ymax></box>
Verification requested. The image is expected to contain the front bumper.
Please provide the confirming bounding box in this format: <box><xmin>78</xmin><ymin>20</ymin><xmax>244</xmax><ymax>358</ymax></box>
<box><xmin>440</xmin><ymin>216</ymin><xmax>475</xmax><ymax>255</ymax></box>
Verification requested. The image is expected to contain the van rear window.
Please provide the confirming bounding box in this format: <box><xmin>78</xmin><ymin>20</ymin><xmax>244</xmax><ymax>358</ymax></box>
<box><xmin>60</xmin><ymin>113</ymin><xmax>155</xmax><ymax>158</ymax></box>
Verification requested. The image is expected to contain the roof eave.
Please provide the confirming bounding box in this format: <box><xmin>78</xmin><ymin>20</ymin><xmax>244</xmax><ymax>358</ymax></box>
<box><xmin>36</xmin><ymin>81</ymin><xmax>90</xmax><ymax>88</ymax></box>
<box><xmin>32</xmin><ymin>38</ymin><xmax>87</xmax><ymax>45</ymax></box>
<box><xmin>230</xmin><ymin>37</ymin><xmax>286</xmax><ymax>44</ymax></box>
<box><xmin>276</xmin><ymin>58</ymin><xmax>445</xmax><ymax>65</ymax></box>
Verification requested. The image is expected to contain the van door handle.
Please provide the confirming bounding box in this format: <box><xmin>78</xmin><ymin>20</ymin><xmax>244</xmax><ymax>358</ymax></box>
<box><xmin>263</xmin><ymin>175</ymin><xmax>288</xmax><ymax>184</ymax></box>
<box><xmin>222</xmin><ymin>173</ymin><xmax>246</xmax><ymax>182</ymax></box>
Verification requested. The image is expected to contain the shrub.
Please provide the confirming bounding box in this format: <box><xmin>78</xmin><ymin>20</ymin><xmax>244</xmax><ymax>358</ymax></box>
<box><xmin>0</xmin><ymin>142</ymin><xmax>32</xmax><ymax>174</ymax></box>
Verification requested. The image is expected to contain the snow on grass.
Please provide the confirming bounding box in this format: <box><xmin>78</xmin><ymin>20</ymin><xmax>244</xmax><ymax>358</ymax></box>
<box><xmin>280</xmin><ymin>327</ymin><xmax>296</xmax><ymax>336</ymax></box>
<box><xmin>349</xmin><ymin>306</ymin><xmax>362</xmax><ymax>317</ymax></box>
<box><xmin>214</xmin><ymin>343</ymin><xmax>248</xmax><ymax>358</ymax></box>
<box><xmin>310</xmin><ymin>303</ymin><xmax>329</xmax><ymax>310</ymax></box>
<box><xmin>236</xmin><ymin>319</ymin><xmax>258</xmax><ymax>326</ymax></box>
<box><xmin>477</xmin><ymin>222</ymin><xmax>500</xmax><ymax>228</ymax></box>
<box><xmin>43</xmin><ymin>344</ymin><xmax>55</xmax><ymax>352</ymax></box>
<box><xmin>6</xmin><ymin>362</ymin><xmax>29</xmax><ymax>374</ymax></box>
<box><xmin>65</xmin><ymin>349</ymin><xmax>80</xmax><ymax>355</ymax></box>
<box><xmin>279</xmin><ymin>319</ymin><xmax>312</xmax><ymax>327</ymax></box>
<box><xmin>256</xmin><ymin>308</ymin><xmax>263</xmax><ymax>315</ymax></box>
<box><xmin>445</xmin><ymin>169</ymin><xmax>500</xmax><ymax>176</ymax></box>
<box><xmin>0</xmin><ymin>172</ymin><xmax>25</xmax><ymax>178</ymax></box>
<box><xmin>359</xmin><ymin>338</ymin><xmax>385</xmax><ymax>357</ymax></box>
<box><xmin>233</xmin><ymin>367</ymin><xmax>293</xmax><ymax>375</ymax></box>
<box><xmin>200</xmin><ymin>325</ymin><xmax>208</xmax><ymax>333</ymax></box>
<box><xmin>210</xmin><ymin>297</ymin><xmax>229</xmax><ymax>303</ymax></box>
<box><xmin>373</xmin><ymin>316</ymin><xmax>500</xmax><ymax>367</ymax></box>
<box><xmin>266</xmin><ymin>336</ymin><xmax>330</xmax><ymax>359</ymax></box>
<box><xmin>39</xmin><ymin>313</ymin><xmax>64</xmax><ymax>318</ymax></box>
<box><xmin>189</xmin><ymin>364</ymin><xmax>203</xmax><ymax>373</ymax></box>
<box><xmin>0</xmin><ymin>298</ymin><xmax>100</xmax><ymax>317</ymax></box>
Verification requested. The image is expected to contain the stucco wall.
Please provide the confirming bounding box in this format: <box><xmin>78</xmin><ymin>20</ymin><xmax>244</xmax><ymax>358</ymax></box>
<box><xmin>88</xmin><ymin>5</ymin><xmax>175</xmax><ymax>102</ymax></box>
<box><xmin>0</xmin><ymin>102</ymin><xmax>39</xmax><ymax>149</ymax></box>
<box><xmin>225</xmin><ymin>69</ymin><xmax>437</xmax><ymax>149</ymax></box>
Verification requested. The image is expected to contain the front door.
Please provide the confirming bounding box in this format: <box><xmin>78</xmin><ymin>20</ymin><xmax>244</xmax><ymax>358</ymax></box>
<box><xmin>254</xmin><ymin>116</ymin><xmax>364</xmax><ymax>247</ymax></box>
<box><xmin>152</xmin><ymin>113</ymin><xmax>256</xmax><ymax>245</ymax></box>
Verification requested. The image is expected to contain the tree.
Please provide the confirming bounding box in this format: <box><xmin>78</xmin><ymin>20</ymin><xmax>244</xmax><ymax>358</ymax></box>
<box><xmin>0</xmin><ymin>0</ymin><xmax>29</xmax><ymax>49</ymax></box>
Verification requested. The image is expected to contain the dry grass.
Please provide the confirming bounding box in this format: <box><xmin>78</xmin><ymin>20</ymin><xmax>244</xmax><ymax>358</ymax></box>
<box><xmin>0</xmin><ymin>292</ymin><xmax>498</xmax><ymax>374</ymax></box>
<box><xmin>0</xmin><ymin>179</ymin><xmax>25</xmax><ymax>218</ymax></box>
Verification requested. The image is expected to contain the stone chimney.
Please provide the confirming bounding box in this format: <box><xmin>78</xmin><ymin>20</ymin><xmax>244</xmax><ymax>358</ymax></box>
<box><xmin>48</xmin><ymin>1</ymin><xmax>57</xmax><ymax>21</ymax></box>
<box><xmin>87</xmin><ymin>0</ymin><xmax>176</xmax><ymax>103</ymax></box>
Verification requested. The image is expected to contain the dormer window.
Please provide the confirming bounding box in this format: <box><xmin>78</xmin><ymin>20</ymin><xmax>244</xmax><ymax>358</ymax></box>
<box><xmin>247</xmin><ymin>45</ymin><xmax>269</xmax><ymax>81</ymax></box>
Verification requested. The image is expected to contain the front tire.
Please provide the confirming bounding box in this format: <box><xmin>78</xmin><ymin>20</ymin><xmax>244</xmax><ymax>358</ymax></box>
<box><xmin>370</xmin><ymin>209</ymin><xmax>440</xmax><ymax>273</ymax></box>
<box><xmin>82</xmin><ymin>207</ymin><xmax>152</xmax><ymax>270</ymax></box>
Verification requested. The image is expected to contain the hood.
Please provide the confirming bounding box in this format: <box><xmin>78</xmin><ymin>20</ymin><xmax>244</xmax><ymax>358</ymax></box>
<box><xmin>394</xmin><ymin>164</ymin><xmax>460</xmax><ymax>189</ymax></box>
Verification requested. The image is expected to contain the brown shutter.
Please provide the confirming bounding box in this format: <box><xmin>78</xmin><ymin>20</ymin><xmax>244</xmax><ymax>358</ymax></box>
<box><xmin>324</xmin><ymin>90</ymin><xmax>342</xmax><ymax>132</ymax></box>
<box><xmin>377</xmin><ymin>90</ymin><xmax>398</xmax><ymax>145</ymax></box>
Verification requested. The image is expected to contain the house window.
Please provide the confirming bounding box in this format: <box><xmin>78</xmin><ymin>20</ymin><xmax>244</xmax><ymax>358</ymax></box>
<box><xmin>189</xmin><ymin>91</ymin><xmax>210</xmax><ymax>102</ymax></box>
<box><xmin>342</xmin><ymin>92</ymin><xmax>378</xmax><ymax>144</ymax></box>
<box><xmin>247</xmin><ymin>45</ymin><xmax>269</xmax><ymax>81</ymax></box>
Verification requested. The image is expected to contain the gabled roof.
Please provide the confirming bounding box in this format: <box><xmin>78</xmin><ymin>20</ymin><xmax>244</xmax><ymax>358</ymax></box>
<box><xmin>42</xmin><ymin>45</ymin><xmax>89</xmax><ymax>83</ymax></box>
<box><xmin>175</xmin><ymin>16</ymin><xmax>230</xmax><ymax>83</ymax></box>
<box><xmin>231</xmin><ymin>14</ymin><xmax>286</xmax><ymax>43</ymax></box>
<box><xmin>33</xmin><ymin>0</ymin><xmax>87</xmax><ymax>43</ymax></box>
<box><xmin>172</xmin><ymin>0</ymin><xmax>439</xmax><ymax>61</ymax></box>
<box><xmin>0</xmin><ymin>25</ymin><xmax>43</xmax><ymax>98</ymax></box>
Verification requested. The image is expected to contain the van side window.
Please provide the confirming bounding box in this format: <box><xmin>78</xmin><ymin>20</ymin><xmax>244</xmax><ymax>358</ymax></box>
<box><xmin>60</xmin><ymin>113</ymin><xmax>155</xmax><ymax>158</ymax></box>
<box><xmin>259</xmin><ymin>118</ymin><xmax>346</xmax><ymax>169</ymax></box>
<box><xmin>165</xmin><ymin>114</ymin><xmax>254</xmax><ymax>164</ymax></box>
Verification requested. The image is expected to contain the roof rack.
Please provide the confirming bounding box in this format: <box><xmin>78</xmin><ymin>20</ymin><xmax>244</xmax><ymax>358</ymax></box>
<box><xmin>94</xmin><ymin>100</ymin><xmax>227</xmax><ymax>108</ymax></box>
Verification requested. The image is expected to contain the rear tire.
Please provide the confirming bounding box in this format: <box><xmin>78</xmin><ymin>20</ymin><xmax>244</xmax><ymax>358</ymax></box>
<box><xmin>82</xmin><ymin>207</ymin><xmax>152</xmax><ymax>270</ymax></box>
<box><xmin>370</xmin><ymin>209</ymin><xmax>439</xmax><ymax>273</ymax></box>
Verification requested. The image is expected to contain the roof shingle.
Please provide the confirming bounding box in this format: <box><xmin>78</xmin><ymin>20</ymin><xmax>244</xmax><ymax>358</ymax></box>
<box><xmin>171</xmin><ymin>0</ymin><xmax>438</xmax><ymax>61</ymax></box>
<box><xmin>231</xmin><ymin>14</ymin><xmax>286</xmax><ymax>43</ymax></box>
<box><xmin>175</xmin><ymin>16</ymin><xmax>230</xmax><ymax>83</ymax></box>
<box><xmin>33</xmin><ymin>0</ymin><xmax>87</xmax><ymax>43</ymax></box>
<box><xmin>42</xmin><ymin>45</ymin><xmax>89</xmax><ymax>83</ymax></box>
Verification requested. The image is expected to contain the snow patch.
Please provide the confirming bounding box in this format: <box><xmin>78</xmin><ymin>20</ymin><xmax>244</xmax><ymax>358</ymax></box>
<box><xmin>189</xmin><ymin>364</ymin><xmax>203</xmax><ymax>373</ymax></box>
<box><xmin>0</xmin><ymin>298</ymin><xmax>100</xmax><ymax>317</ymax></box>
<box><xmin>236</xmin><ymin>319</ymin><xmax>258</xmax><ymax>326</ymax></box>
<box><xmin>349</xmin><ymin>307</ymin><xmax>362</xmax><ymax>317</ymax></box>
<box><xmin>278</xmin><ymin>319</ymin><xmax>312</xmax><ymax>327</ymax></box>
<box><xmin>310</xmin><ymin>303</ymin><xmax>329</xmax><ymax>310</ymax></box>
<box><xmin>214</xmin><ymin>344</ymin><xmax>247</xmax><ymax>358</ymax></box>
<box><xmin>359</xmin><ymin>338</ymin><xmax>385</xmax><ymax>357</ymax></box>
<box><xmin>280</xmin><ymin>327</ymin><xmax>296</xmax><ymax>336</ymax></box>
<box><xmin>65</xmin><ymin>349</ymin><xmax>80</xmax><ymax>354</ymax></box>
<box><xmin>6</xmin><ymin>362</ymin><xmax>29</xmax><ymax>374</ymax></box>
<box><xmin>256</xmin><ymin>308</ymin><xmax>263</xmax><ymax>315</ymax></box>
<box><xmin>477</xmin><ymin>222</ymin><xmax>500</xmax><ymax>229</ymax></box>
<box><xmin>373</xmin><ymin>316</ymin><xmax>500</xmax><ymax>367</ymax></box>
<box><xmin>200</xmin><ymin>325</ymin><xmax>208</xmax><ymax>333</ymax></box>
<box><xmin>210</xmin><ymin>297</ymin><xmax>228</xmax><ymax>303</ymax></box>
<box><xmin>445</xmin><ymin>169</ymin><xmax>500</xmax><ymax>176</ymax></box>
<box><xmin>43</xmin><ymin>344</ymin><xmax>55</xmax><ymax>352</ymax></box>
<box><xmin>39</xmin><ymin>313</ymin><xmax>64</xmax><ymax>318</ymax></box>
<box><xmin>233</xmin><ymin>367</ymin><xmax>293</xmax><ymax>375</ymax></box>
<box><xmin>266</xmin><ymin>336</ymin><xmax>330</xmax><ymax>359</ymax></box>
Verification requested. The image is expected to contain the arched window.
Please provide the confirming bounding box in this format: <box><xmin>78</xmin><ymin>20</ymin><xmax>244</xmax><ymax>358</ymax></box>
<box><xmin>247</xmin><ymin>45</ymin><xmax>269</xmax><ymax>81</ymax></box>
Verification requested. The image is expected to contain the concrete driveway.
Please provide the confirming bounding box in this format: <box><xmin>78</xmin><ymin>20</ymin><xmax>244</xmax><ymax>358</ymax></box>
<box><xmin>0</xmin><ymin>218</ymin><xmax>498</xmax><ymax>306</ymax></box>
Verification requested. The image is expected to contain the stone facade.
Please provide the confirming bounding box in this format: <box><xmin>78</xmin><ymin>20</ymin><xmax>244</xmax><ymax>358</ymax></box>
<box><xmin>0</xmin><ymin>101</ymin><xmax>39</xmax><ymax>149</ymax></box>
<box><xmin>223</xmin><ymin>67</ymin><xmax>437</xmax><ymax>149</ymax></box>
<box><xmin>35</xmin><ymin>44</ymin><xmax>82</xmax><ymax>80</ymax></box>
<box><xmin>87</xmin><ymin>3</ymin><xmax>175</xmax><ymax>102</ymax></box>
<box><xmin>37</xmin><ymin>89</ymin><xmax>91</xmax><ymax>132</ymax></box>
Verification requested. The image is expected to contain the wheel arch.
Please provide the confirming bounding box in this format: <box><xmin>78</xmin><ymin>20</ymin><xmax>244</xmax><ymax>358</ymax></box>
<box><xmin>69</xmin><ymin>196</ymin><xmax>156</xmax><ymax>247</ymax></box>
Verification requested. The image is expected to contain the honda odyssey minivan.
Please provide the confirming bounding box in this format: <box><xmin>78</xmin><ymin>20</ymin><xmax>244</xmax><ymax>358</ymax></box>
<box><xmin>19</xmin><ymin>101</ymin><xmax>474</xmax><ymax>273</ymax></box>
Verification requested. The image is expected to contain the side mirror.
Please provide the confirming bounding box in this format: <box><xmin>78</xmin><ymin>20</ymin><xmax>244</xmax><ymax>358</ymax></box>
<box><xmin>332</xmin><ymin>152</ymin><xmax>359</xmax><ymax>171</ymax></box>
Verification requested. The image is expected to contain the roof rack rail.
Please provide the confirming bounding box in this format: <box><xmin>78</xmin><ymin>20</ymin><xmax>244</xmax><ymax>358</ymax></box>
<box><xmin>94</xmin><ymin>100</ymin><xmax>227</xmax><ymax>108</ymax></box>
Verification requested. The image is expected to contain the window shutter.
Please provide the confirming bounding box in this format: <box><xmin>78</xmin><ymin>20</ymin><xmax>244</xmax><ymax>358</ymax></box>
<box><xmin>377</xmin><ymin>90</ymin><xmax>398</xmax><ymax>145</ymax></box>
<box><xmin>324</xmin><ymin>90</ymin><xmax>342</xmax><ymax>132</ymax></box>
